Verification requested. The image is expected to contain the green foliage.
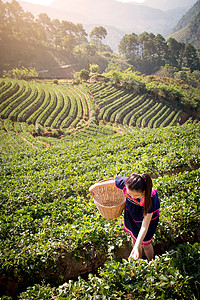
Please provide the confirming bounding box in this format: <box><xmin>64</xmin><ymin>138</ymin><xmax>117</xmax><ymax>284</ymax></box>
<box><xmin>105</xmin><ymin>70</ymin><xmax>122</xmax><ymax>83</ymax></box>
<box><xmin>89</xmin><ymin>64</ymin><xmax>100</xmax><ymax>74</ymax></box>
<box><xmin>2</xmin><ymin>67</ymin><xmax>38</xmax><ymax>80</ymax></box>
<box><xmin>53</xmin><ymin>79</ymin><xmax>58</xmax><ymax>85</ymax></box>
<box><xmin>73</xmin><ymin>43</ymin><xmax>97</xmax><ymax>57</ymax></box>
<box><xmin>155</xmin><ymin>64</ymin><xmax>179</xmax><ymax>78</ymax></box>
<box><xmin>89</xmin><ymin>26</ymin><xmax>107</xmax><ymax>45</ymax></box>
<box><xmin>118</xmin><ymin>32</ymin><xmax>200</xmax><ymax>74</ymax></box>
<box><xmin>103</xmin><ymin>68</ymin><xmax>200</xmax><ymax>112</ymax></box>
<box><xmin>0</xmin><ymin>1</ymin><xmax>87</xmax><ymax>51</ymax></box>
<box><xmin>18</xmin><ymin>243</ymin><xmax>200</xmax><ymax>299</ymax></box>
<box><xmin>79</xmin><ymin>69</ymin><xmax>90</xmax><ymax>82</ymax></box>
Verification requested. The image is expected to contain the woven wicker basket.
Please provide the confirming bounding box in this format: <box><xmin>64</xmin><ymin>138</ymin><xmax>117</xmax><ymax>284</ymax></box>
<box><xmin>92</xmin><ymin>179</ymin><xmax>126</xmax><ymax>219</ymax></box>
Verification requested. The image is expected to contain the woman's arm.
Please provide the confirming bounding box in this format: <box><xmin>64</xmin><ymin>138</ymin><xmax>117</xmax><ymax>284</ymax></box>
<box><xmin>89</xmin><ymin>179</ymin><xmax>115</xmax><ymax>195</ymax></box>
<box><xmin>130</xmin><ymin>212</ymin><xmax>153</xmax><ymax>259</ymax></box>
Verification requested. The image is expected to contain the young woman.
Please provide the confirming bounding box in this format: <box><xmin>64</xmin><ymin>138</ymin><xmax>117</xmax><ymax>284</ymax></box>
<box><xmin>89</xmin><ymin>173</ymin><xmax>160</xmax><ymax>261</ymax></box>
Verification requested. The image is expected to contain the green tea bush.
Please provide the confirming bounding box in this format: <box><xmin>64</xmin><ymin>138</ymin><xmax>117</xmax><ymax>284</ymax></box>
<box><xmin>18</xmin><ymin>243</ymin><xmax>200</xmax><ymax>299</ymax></box>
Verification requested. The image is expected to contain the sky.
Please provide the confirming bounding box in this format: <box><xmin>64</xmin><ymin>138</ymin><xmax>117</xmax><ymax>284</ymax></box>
<box><xmin>23</xmin><ymin>0</ymin><xmax>145</xmax><ymax>6</ymax></box>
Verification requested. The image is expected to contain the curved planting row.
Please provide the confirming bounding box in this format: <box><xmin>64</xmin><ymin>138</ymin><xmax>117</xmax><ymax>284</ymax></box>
<box><xmin>0</xmin><ymin>81</ymin><xmax>27</xmax><ymax>118</ymax></box>
<box><xmin>77</xmin><ymin>84</ymin><xmax>97</xmax><ymax>113</ymax></box>
<box><xmin>109</xmin><ymin>92</ymin><xmax>138</xmax><ymax>123</ymax></box>
<box><xmin>1</xmin><ymin>118</ymin><xmax>30</xmax><ymax>150</ymax></box>
<box><xmin>9</xmin><ymin>83</ymin><xmax>38</xmax><ymax>122</ymax></box>
<box><xmin>0</xmin><ymin>79</ymin><xmax>94</xmax><ymax>130</ymax></box>
<box><xmin>0</xmin><ymin>78</ymin><xmax>188</xmax><ymax>131</ymax></box>
<box><xmin>59</xmin><ymin>87</ymin><xmax>77</xmax><ymax>128</ymax></box>
<box><xmin>0</xmin><ymin>79</ymin><xmax>19</xmax><ymax>104</ymax></box>
<box><xmin>71</xmin><ymin>124</ymin><xmax>117</xmax><ymax>140</ymax></box>
<box><xmin>0</xmin><ymin>118</ymin><xmax>46</xmax><ymax>152</ymax></box>
<box><xmin>75</xmin><ymin>84</ymin><xmax>98</xmax><ymax>124</ymax></box>
<box><xmin>41</xmin><ymin>89</ymin><xmax>58</xmax><ymax>127</ymax></box>
<box><xmin>100</xmin><ymin>92</ymin><xmax>139</xmax><ymax>122</ymax></box>
<box><xmin>91</xmin><ymin>84</ymin><xmax>118</xmax><ymax>102</ymax></box>
<box><xmin>27</xmin><ymin>84</ymin><xmax>52</xmax><ymax>125</ymax></box>
<box><xmin>0</xmin><ymin>118</ymin><xmax>17</xmax><ymax>152</ymax></box>
<box><xmin>51</xmin><ymin>87</ymin><xmax>70</xmax><ymax>128</ymax></box>
<box><xmin>73</xmin><ymin>86</ymin><xmax>89</xmax><ymax>119</ymax></box>
<box><xmin>88</xmin><ymin>83</ymin><xmax>185</xmax><ymax>128</ymax></box>
<box><xmin>64</xmin><ymin>86</ymin><xmax>82</xmax><ymax>128</ymax></box>
<box><xmin>18</xmin><ymin>85</ymin><xmax>45</xmax><ymax>123</ymax></box>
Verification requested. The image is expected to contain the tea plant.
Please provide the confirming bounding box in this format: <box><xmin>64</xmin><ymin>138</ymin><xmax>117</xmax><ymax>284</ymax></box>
<box><xmin>18</xmin><ymin>243</ymin><xmax>200</xmax><ymax>299</ymax></box>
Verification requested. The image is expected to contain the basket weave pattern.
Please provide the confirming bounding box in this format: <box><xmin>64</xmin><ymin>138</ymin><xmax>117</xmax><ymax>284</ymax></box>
<box><xmin>93</xmin><ymin>180</ymin><xmax>126</xmax><ymax>219</ymax></box>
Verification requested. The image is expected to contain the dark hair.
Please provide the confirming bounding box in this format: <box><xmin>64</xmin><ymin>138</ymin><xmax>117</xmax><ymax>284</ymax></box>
<box><xmin>126</xmin><ymin>173</ymin><xmax>152</xmax><ymax>216</ymax></box>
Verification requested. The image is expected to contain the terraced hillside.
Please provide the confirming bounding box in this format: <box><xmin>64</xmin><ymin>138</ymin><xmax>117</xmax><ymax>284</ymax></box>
<box><xmin>88</xmin><ymin>82</ymin><xmax>192</xmax><ymax>127</ymax></box>
<box><xmin>0</xmin><ymin>78</ymin><xmax>195</xmax><ymax>135</ymax></box>
<box><xmin>0</xmin><ymin>118</ymin><xmax>119</xmax><ymax>153</ymax></box>
<box><xmin>0</xmin><ymin>78</ymin><xmax>93</xmax><ymax>129</ymax></box>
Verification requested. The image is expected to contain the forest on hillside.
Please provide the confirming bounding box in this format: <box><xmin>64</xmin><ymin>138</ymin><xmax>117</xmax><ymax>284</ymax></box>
<box><xmin>0</xmin><ymin>0</ymin><xmax>200</xmax><ymax>76</ymax></box>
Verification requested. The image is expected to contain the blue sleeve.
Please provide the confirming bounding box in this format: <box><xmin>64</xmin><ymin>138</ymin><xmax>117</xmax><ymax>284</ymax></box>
<box><xmin>148</xmin><ymin>193</ymin><xmax>160</xmax><ymax>214</ymax></box>
<box><xmin>115</xmin><ymin>176</ymin><xmax>128</xmax><ymax>190</ymax></box>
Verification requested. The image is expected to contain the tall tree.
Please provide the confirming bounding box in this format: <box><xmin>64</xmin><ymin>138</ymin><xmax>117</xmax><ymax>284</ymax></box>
<box><xmin>138</xmin><ymin>32</ymin><xmax>156</xmax><ymax>73</ymax></box>
<box><xmin>118</xmin><ymin>33</ymin><xmax>138</xmax><ymax>60</ymax></box>
<box><xmin>6</xmin><ymin>0</ymin><xmax>25</xmax><ymax>40</ymax></box>
<box><xmin>154</xmin><ymin>34</ymin><xmax>169</xmax><ymax>67</ymax></box>
<box><xmin>51</xmin><ymin>18</ymin><xmax>61</xmax><ymax>48</ymax></box>
<box><xmin>0</xmin><ymin>0</ymin><xmax>7</xmax><ymax>41</ymax></box>
<box><xmin>119</xmin><ymin>32</ymin><xmax>200</xmax><ymax>74</ymax></box>
<box><xmin>167</xmin><ymin>37</ymin><xmax>185</xmax><ymax>68</ymax></box>
<box><xmin>182</xmin><ymin>43</ymin><xmax>200</xmax><ymax>71</ymax></box>
<box><xmin>74</xmin><ymin>23</ymin><xmax>88</xmax><ymax>45</ymax></box>
<box><xmin>89</xmin><ymin>26</ymin><xmax>107</xmax><ymax>45</ymax></box>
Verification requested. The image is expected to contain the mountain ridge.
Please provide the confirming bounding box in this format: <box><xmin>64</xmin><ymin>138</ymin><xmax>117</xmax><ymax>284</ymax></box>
<box><xmin>12</xmin><ymin>0</ymin><xmax>197</xmax><ymax>50</ymax></box>
<box><xmin>169</xmin><ymin>0</ymin><xmax>200</xmax><ymax>49</ymax></box>
<box><xmin>171</xmin><ymin>0</ymin><xmax>200</xmax><ymax>33</ymax></box>
<box><xmin>17</xmin><ymin>0</ymin><xmax>187</xmax><ymax>34</ymax></box>
<box><xmin>143</xmin><ymin>0</ymin><xmax>197</xmax><ymax>11</ymax></box>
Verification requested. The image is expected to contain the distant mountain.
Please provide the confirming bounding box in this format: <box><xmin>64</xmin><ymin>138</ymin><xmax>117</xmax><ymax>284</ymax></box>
<box><xmin>171</xmin><ymin>0</ymin><xmax>200</xmax><ymax>33</ymax></box>
<box><xmin>49</xmin><ymin>0</ymin><xmax>166</xmax><ymax>32</ymax></box>
<box><xmin>169</xmin><ymin>0</ymin><xmax>200</xmax><ymax>48</ymax></box>
<box><xmin>143</xmin><ymin>0</ymin><xmax>197</xmax><ymax>11</ymax></box>
<box><xmin>18</xmin><ymin>1</ymin><xmax>87</xmax><ymax>24</ymax></box>
<box><xmin>49</xmin><ymin>0</ymin><xmax>188</xmax><ymax>35</ymax></box>
<box><xmin>13</xmin><ymin>0</ymin><xmax>195</xmax><ymax>50</ymax></box>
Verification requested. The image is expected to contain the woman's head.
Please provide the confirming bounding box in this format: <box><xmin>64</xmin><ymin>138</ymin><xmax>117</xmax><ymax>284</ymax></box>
<box><xmin>125</xmin><ymin>173</ymin><xmax>152</xmax><ymax>215</ymax></box>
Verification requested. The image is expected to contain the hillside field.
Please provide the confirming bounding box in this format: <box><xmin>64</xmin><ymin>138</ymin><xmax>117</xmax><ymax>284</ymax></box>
<box><xmin>0</xmin><ymin>78</ymin><xmax>199</xmax><ymax>299</ymax></box>
<box><xmin>0</xmin><ymin>77</ymin><xmax>198</xmax><ymax>136</ymax></box>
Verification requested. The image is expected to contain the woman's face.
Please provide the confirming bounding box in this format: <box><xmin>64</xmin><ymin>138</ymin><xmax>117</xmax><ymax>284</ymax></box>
<box><xmin>126</xmin><ymin>186</ymin><xmax>145</xmax><ymax>201</ymax></box>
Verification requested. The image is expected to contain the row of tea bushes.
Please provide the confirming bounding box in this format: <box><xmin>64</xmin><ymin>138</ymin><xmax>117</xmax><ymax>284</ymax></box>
<box><xmin>18</xmin><ymin>243</ymin><xmax>200</xmax><ymax>300</ymax></box>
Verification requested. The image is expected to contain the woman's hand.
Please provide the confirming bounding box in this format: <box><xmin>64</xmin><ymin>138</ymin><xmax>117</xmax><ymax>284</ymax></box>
<box><xmin>129</xmin><ymin>245</ymin><xmax>140</xmax><ymax>260</ymax></box>
<box><xmin>129</xmin><ymin>213</ymin><xmax>153</xmax><ymax>260</ymax></box>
